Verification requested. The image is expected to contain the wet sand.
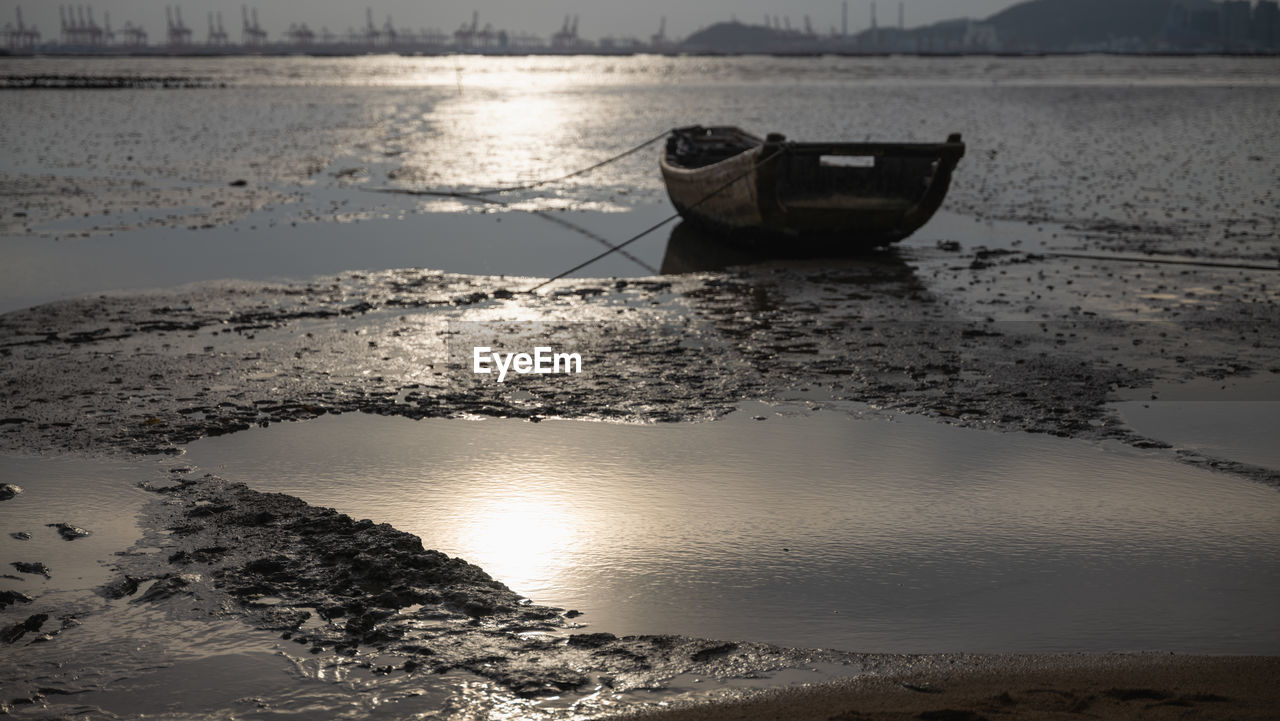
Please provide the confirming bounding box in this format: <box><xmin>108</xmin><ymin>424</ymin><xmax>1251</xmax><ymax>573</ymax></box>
<box><xmin>624</xmin><ymin>655</ymin><xmax>1280</xmax><ymax>720</ymax></box>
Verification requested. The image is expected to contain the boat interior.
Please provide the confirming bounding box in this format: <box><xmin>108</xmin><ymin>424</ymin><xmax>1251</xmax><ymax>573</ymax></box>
<box><xmin>665</xmin><ymin>126</ymin><xmax>761</xmax><ymax>169</ymax></box>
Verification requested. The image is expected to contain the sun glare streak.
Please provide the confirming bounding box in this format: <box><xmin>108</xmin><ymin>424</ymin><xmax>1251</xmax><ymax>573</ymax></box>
<box><xmin>392</xmin><ymin>60</ymin><xmax>622</xmax><ymax>191</ymax></box>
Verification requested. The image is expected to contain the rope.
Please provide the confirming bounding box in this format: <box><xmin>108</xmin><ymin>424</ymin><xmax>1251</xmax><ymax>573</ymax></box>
<box><xmin>526</xmin><ymin>145</ymin><xmax>788</xmax><ymax>293</ymax></box>
<box><xmin>367</xmin><ymin>128</ymin><xmax>668</xmax><ymax>200</ymax></box>
<box><xmin>367</xmin><ymin>186</ymin><xmax>657</xmax><ymax>274</ymax></box>
<box><xmin>364</xmin><ymin>129</ymin><xmax>676</xmax><ymax>275</ymax></box>
<box><xmin>529</xmin><ymin>208</ymin><xmax>659</xmax><ymax>275</ymax></box>
<box><xmin>1042</xmin><ymin>251</ymin><xmax>1279</xmax><ymax>272</ymax></box>
<box><xmin>369</xmin><ymin>130</ymin><xmax>793</xmax><ymax>292</ymax></box>
<box><xmin>468</xmin><ymin>128</ymin><xmax>672</xmax><ymax>196</ymax></box>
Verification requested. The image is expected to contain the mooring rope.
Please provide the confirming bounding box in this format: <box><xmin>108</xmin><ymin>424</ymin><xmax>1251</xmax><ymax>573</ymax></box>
<box><xmin>365</xmin><ymin>129</ymin><xmax>675</xmax><ymax>274</ymax></box>
<box><xmin>367</xmin><ymin>129</ymin><xmax>669</xmax><ymax>200</ymax></box>
<box><xmin>369</xmin><ymin>186</ymin><xmax>657</xmax><ymax>273</ymax></box>
<box><xmin>527</xmin><ymin>145</ymin><xmax>789</xmax><ymax>293</ymax></box>
<box><xmin>367</xmin><ymin>130</ymin><xmax>793</xmax><ymax>292</ymax></box>
<box><xmin>371</xmin><ymin>129</ymin><xmax>670</xmax><ymax>199</ymax></box>
<box><xmin>467</xmin><ymin>128</ymin><xmax>674</xmax><ymax>196</ymax></box>
<box><xmin>1041</xmin><ymin>251</ymin><xmax>1279</xmax><ymax>272</ymax></box>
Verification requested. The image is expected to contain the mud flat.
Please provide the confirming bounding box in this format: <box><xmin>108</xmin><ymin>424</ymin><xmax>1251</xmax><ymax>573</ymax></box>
<box><xmin>9</xmin><ymin>460</ymin><xmax>1275</xmax><ymax>718</ymax></box>
<box><xmin>0</xmin><ymin>458</ymin><xmax>1014</xmax><ymax>718</ymax></box>
<box><xmin>2</xmin><ymin>250</ymin><xmax>1277</xmax><ymax>716</ymax></box>
<box><xmin>2</xmin><ymin>248</ymin><xmax>1276</xmax><ymax>482</ymax></box>
<box><xmin>2</xmin><ymin>54</ymin><xmax>1278</xmax><ymax>718</ymax></box>
<box><xmin>102</xmin><ymin>475</ymin><xmax>890</xmax><ymax>697</ymax></box>
<box><xmin>3</xmin><ymin>206</ymin><xmax>1278</xmax><ymax>716</ymax></box>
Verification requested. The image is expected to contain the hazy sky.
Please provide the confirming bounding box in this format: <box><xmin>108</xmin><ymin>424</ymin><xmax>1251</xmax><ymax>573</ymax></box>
<box><xmin>3</xmin><ymin>1</ymin><xmax>1027</xmax><ymax>43</ymax></box>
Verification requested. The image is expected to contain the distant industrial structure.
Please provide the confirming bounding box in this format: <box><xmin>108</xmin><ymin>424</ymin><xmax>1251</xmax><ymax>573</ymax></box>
<box><xmin>3</xmin><ymin>1</ymin><xmax>1279</xmax><ymax>55</ymax></box>
<box><xmin>0</xmin><ymin>6</ymin><xmax>39</xmax><ymax>50</ymax></box>
<box><xmin>164</xmin><ymin>6</ymin><xmax>191</xmax><ymax>46</ymax></box>
<box><xmin>60</xmin><ymin>5</ymin><xmax>109</xmax><ymax>47</ymax></box>
<box><xmin>241</xmin><ymin>6</ymin><xmax>266</xmax><ymax>47</ymax></box>
<box><xmin>207</xmin><ymin>13</ymin><xmax>229</xmax><ymax>46</ymax></box>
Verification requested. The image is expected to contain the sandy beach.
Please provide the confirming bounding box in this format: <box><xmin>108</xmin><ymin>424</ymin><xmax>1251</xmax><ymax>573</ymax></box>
<box><xmin>2</xmin><ymin>54</ymin><xmax>1278</xmax><ymax>719</ymax></box>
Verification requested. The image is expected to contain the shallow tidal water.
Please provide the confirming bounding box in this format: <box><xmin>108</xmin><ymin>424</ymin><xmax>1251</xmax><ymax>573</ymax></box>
<box><xmin>1114</xmin><ymin>400</ymin><xmax>1280</xmax><ymax>470</ymax></box>
<box><xmin>4</xmin><ymin>55</ymin><xmax>1278</xmax><ymax>312</ymax></box>
<box><xmin>183</xmin><ymin>401</ymin><xmax>1280</xmax><ymax>655</ymax></box>
<box><xmin>0</xmin><ymin>199</ymin><xmax>1053</xmax><ymax>314</ymax></box>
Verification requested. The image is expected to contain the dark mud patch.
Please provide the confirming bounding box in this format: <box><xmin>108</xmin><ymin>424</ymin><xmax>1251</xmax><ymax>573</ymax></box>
<box><xmin>0</xmin><ymin>590</ymin><xmax>33</xmax><ymax>610</ymax></box>
<box><xmin>0</xmin><ymin>173</ymin><xmax>296</xmax><ymax>239</ymax></box>
<box><xmin>11</xmin><ymin>561</ymin><xmax>50</xmax><ymax>577</ymax></box>
<box><xmin>0</xmin><ymin>75</ymin><xmax>225</xmax><ymax>90</ymax></box>
<box><xmin>2</xmin><ymin>613</ymin><xmax>48</xmax><ymax>644</ymax></box>
<box><xmin>46</xmin><ymin>522</ymin><xmax>91</xmax><ymax>540</ymax></box>
<box><xmin>105</xmin><ymin>475</ymin><xmax>882</xmax><ymax>698</ymax></box>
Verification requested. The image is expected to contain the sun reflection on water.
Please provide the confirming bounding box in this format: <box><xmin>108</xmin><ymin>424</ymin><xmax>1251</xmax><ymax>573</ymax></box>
<box><xmin>452</xmin><ymin>478</ymin><xmax>583</xmax><ymax>597</ymax></box>
<box><xmin>384</xmin><ymin>61</ymin><xmax>643</xmax><ymax>195</ymax></box>
<box><xmin>184</xmin><ymin>404</ymin><xmax>1280</xmax><ymax>654</ymax></box>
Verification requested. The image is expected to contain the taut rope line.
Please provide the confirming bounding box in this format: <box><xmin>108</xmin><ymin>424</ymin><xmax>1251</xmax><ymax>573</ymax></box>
<box><xmin>366</xmin><ymin>129</ymin><xmax>676</xmax><ymax>274</ymax></box>
<box><xmin>527</xmin><ymin>146</ymin><xmax>789</xmax><ymax>293</ymax></box>
<box><xmin>468</xmin><ymin>129</ymin><xmax>673</xmax><ymax>196</ymax></box>
<box><xmin>367</xmin><ymin>131</ymin><xmax>795</xmax><ymax>291</ymax></box>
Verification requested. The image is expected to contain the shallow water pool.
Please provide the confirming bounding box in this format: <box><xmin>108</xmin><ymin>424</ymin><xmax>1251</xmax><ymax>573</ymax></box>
<box><xmin>183</xmin><ymin>401</ymin><xmax>1280</xmax><ymax>655</ymax></box>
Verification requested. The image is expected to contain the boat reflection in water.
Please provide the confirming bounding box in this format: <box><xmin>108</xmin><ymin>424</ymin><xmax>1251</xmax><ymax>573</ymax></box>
<box><xmin>659</xmin><ymin>220</ymin><xmax>914</xmax><ymax>277</ymax></box>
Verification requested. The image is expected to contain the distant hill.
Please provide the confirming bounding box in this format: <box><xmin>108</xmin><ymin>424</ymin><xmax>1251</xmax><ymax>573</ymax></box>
<box><xmin>682</xmin><ymin>22</ymin><xmax>809</xmax><ymax>53</ymax></box>
<box><xmin>986</xmin><ymin>0</ymin><xmax>1175</xmax><ymax>50</ymax></box>
<box><xmin>678</xmin><ymin>0</ymin><xmax>1253</xmax><ymax>55</ymax></box>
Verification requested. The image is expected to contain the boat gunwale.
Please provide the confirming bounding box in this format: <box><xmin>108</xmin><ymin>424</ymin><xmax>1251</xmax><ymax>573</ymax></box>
<box><xmin>661</xmin><ymin>126</ymin><xmax>964</xmax><ymax>174</ymax></box>
<box><xmin>659</xmin><ymin>143</ymin><xmax>763</xmax><ymax>178</ymax></box>
<box><xmin>781</xmin><ymin>140</ymin><xmax>966</xmax><ymax>160</ymax></box>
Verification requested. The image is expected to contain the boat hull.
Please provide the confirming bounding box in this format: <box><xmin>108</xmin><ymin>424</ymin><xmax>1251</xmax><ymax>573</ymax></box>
<box><xmin>660</xmin><ymin>128</ymin><xmax>965</xmax><ymax>250</ymax></box>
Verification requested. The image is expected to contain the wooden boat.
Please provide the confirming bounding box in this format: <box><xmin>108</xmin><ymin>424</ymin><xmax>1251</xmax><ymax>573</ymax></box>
<box><xmin>660</xmin><ymin>125</ymin><xmax>964</xmax><ymax>249</ymax></box>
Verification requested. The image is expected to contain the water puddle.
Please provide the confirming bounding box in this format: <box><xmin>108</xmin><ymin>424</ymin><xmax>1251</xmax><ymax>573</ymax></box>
<box><xmin>1113</xmin><ymin>400</ymin><xmax>1280</xmax><ymax>469</ymax></box>
<box><xmin>182</xmin><ymin>401</ymin><xmax>1280</xmax><ymax>655</ymax></box>
<box><xmin>2</xmin><ymin>192</ymin><xmax>1065</xmax><ymax>315</ymax></box>
<box><xmin>0</xmin><ymin>197</ymin><xmax>675</xmax><ymax>313</ymax></box>
<box><xmin>0</xmin><ymin>454</ymin><xmax>302</xmax><ymax>715</ymax></box>
<box><xmin>0</xmin><ymin>454</ymin><xmax>496</xmax><ymax>719</ymax></box>
<box><xmin>0</xmin><ymin>454</ymin><xmax>155</xmax><ymax>594</ymax></box>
